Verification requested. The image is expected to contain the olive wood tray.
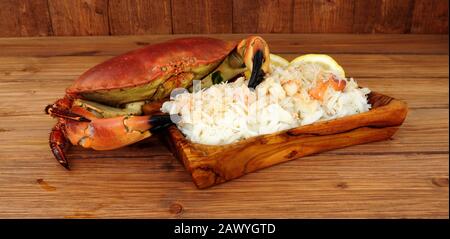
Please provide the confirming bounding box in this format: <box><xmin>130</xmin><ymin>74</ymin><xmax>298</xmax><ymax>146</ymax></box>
<box><xmin>164</xmin><ymin>92</ymin><xmax>408</xmax><ymax>189</ymax></box>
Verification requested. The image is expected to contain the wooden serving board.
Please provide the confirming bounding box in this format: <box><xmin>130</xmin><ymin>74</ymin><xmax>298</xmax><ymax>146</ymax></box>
<box><xmin>166</xmin><ymin>92</ymin><xmax>408</xmax><ymax>189</ymax></box>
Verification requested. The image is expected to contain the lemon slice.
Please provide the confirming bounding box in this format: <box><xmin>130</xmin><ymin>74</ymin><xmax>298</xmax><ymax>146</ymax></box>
<box><xmin>270</xmin><ymin>53</ymin><xmax>290</xmax><ymax>69</ymax></box>
<box><xmin>290</xmin><ymin>54</ymin><xmax>345</xmax><ymax>78</ymax></box>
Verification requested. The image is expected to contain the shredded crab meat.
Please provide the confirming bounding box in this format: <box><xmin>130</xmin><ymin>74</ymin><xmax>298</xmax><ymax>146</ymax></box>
<box><xmin>162</xmin><ymin>64</ymin><xmax>371</xmax><ymax>145</ymax></box>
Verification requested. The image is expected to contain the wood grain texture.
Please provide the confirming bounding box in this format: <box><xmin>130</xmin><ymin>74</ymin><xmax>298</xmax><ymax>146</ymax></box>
<box><xmin>411</xmin><ymin>0</ymin><xmax>449</xmax><ymax>34</ymax></box>
<box><xmin>108</xmin><ymin>0</ymin><xmax>172</xmax><ymax>35</ymax></box>
<box><xmin>0</xmin><ymin>0</ymin><xmax>448</xmax><ymax>36</ymax></box>
<box><xmin>352</xmin><ymin>0</ymin><xmax>379</xmax><ymax>33</ymax></box>
<box><xmin>232</xmin><ymin>0</ymin><xmax>293</xmax><ymax>33</ymax></box>
<box><xmin>167</xmin><ymin>93</ymin><xmax>408</xmax><ymax>189</ymax></box>
<box><xmin>353</xmin><ymin>0</ymin><xmax>414</xmax><ymax>33</ymax></box>
<box><xmin>373</xmin><ymin>0</ymin><xmax>414</xmax><ymax>33</ymax></box>
<box><xmin>0</xmin><ymin>34</ymin><xmax>448</xmax><ymax>218</ymax></box>
<box><xmin>0</xmin><ymin>0</ymin><xmax>52</xmax><ymax>37</ymax></box>
<box><xmin>293</xmin><ymin>0</ymin><xmax>355</xmax><ymax>33</ymax></box>
<box><xmin>48</xmin><ymin>0</ymin><xmax>110</xmax><ymax>36</ymax></box>
<box><xmin>1</xmin><ymin>53</ymin><xmax>446</xmax><ymax>83</ymax></box>
<box><xmin>0</xmin><ymin>34</ymin><xmax>447</xmax><ymax>57</ymax></box>
<box><xmin>171</xmin><ymin>0</ymin><xmax>232</xmax><ymax>34</ymax></box>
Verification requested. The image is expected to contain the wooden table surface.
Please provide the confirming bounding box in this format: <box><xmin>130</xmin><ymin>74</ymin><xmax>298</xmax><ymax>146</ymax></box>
<box><xmin>0</xmin><ymin>34</ymin><xmax>448</xmax><ymax>218</ymax></box>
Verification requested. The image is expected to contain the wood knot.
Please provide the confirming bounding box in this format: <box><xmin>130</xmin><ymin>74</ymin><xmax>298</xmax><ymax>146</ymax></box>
<box><xmin>169</xmin><ymin>202</ymin><xmax>183</xmax><ymax>215</ymax></box>
<box><xmin>431</xmin><ymin>177</ymin><xmax>448</xmax><ymax>187</ymax></box>
<box><xmin>36</xmin><ymin>178</ymin><xmax>56</xmax><ymax>191</ymax></box>
<box><xmin>285</xmin><ymin>150</ymin><xmax>298</xmax><ymax>158</ymax></box>
<box><xmin>135</xmin><ymin>41</ymin><xmax>149</xmax><ymax>46</ymax></box>
<box><xmin>94</xmin><ymin>6</ymin><xmax>104</xmax><ymax>15</ymax></box>
<box><xmin>336</xmin><ymin>182</ymin><xmax>348</xmax><ymax>189</ymax></box>
<box><xmin>22</xmin><ymin>65</ymin><xmax>40</xmax><ymax>73</ymax></box>
<box><xmin>259</xmin><ymin>137</ymin><xmax>269</xmax><ymax>144</ymax></box>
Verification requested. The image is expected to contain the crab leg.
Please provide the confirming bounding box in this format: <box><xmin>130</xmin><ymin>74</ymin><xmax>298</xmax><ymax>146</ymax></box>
<box><xmin>49</xmin><ymin>122</ymin><xmax>71</xmax><ymax>169</ymax></box>
<box><xmin>48</xmin><ymin>105</ymin><xmax>173</xmax><ymax>169</ymax></box>
<box><xmin>45</xmin><ymin>96</ymin><xmax>91</xmax><ymax>122</ymax></box>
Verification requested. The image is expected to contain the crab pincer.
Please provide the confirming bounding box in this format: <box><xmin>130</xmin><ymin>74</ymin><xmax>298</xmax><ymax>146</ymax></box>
<box><xmin>46</xmin><ymin>104</ymin><xmax>174</xmax><ymax>170</ymax></box>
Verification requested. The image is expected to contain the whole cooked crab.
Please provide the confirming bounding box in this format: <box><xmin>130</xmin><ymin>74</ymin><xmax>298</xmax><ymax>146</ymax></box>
<box><xmin>45</xmin><ymin>36</ymin><xmax>271</xmax><ymax>169</ymax></box>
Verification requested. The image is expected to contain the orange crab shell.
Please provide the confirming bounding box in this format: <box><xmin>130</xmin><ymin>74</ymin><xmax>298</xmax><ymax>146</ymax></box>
<box><xmin>66</xmin><ymin>37</ymin><xmax>236</xmax><ymax>94</ymax></box>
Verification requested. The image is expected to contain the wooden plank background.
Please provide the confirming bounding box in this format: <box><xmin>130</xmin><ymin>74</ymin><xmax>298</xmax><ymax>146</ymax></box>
<box><xmin>0</xmin><ymin>0</ymin><xmax>448</xmax><ymax>37</ymax></box>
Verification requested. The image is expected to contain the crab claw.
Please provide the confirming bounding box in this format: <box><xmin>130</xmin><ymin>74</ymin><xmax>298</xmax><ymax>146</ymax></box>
<box><xmin>149</xmin><ymin>114</ymin><xmax>175</xmax><ymax>133</ymax></box>
<box><xmin>46</xmin><ymin>96</ymin><xmax>175</xmax><ymax>170</ymax></box>
<box><xmin>198</xmin><ymin>36</ymin><xmax>271</xmax><ymax>89</ymax></box>
<box><xmin>46</xmin><ymin>95</ymin><xmax>176</xmax><ymax>169</ymax></box>
<box><xmin>236</xmin><ymin>36</ymin><xmax>271</xmax><ymax>89</ymax></box>
<box><xmin>65</xmin><ymin>114</ymin><xmax>175</xmax><ymax>151</ymax></box>
<box><xmin>237</xmin><ymin>36</ymin><xmax>271</xmax><ymax>74</ymax></box>
<box><xmin>247</xmin><ymin>50</ymin><xmax>266</xmax><ymax>89</ymax></box>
